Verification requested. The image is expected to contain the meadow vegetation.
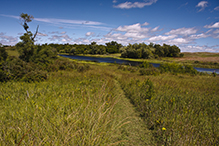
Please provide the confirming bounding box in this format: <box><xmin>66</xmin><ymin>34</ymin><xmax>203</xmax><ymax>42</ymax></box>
<box><xmin>1</xmin><ymin>13</ymin><xmax>219</xmax><ymax>146</ymax></box>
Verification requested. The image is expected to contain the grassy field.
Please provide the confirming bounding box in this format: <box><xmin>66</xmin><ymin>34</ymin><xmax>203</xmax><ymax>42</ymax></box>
<box><xmin>0</xmin><ymin>64</ymin><xmax>155</xmax><ymax>145</ymax></box>
<box><xmin>1</xmin><ymin>50</ymin><xmax>219</xmax><ymax>145</ymax></box>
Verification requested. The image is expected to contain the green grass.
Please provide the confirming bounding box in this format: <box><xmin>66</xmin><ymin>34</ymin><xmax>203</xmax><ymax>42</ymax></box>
<box><xmin>118</xmin><ymin>70</ymin><xmax>219</xmax><ymax>145</ymax></box>
<box><xmin>0</xmin><ymin>70</ymin><xmax>123</xmax><ymax>145</ymax></box>
<box><xmin>1</xmin><ymin>60</ymin><xmax>219</xmax><ymax>145</ymax></box>
<box><xmin>0</xmin><ymin>65</ymin><xmax>155</xmax><ymax>145</ymax></box>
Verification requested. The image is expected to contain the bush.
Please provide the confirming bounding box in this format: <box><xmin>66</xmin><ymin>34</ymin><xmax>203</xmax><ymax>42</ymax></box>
<box><xmin>139</xmin><ymin>61</ymin><xmax>153</xmax><ymax>68</ymax></box>
<box><xmin>77</xmin><ymin>64</ymin><xmax>90</xmax><ymax>72</ymax></box>
<box><xmin>21</xmin><ymin>70</ymin><xmax>47</xmax><ymax>82</ymax></box>
<box><xmin>184</xmin><ymin>65</ymin><xmax>198</xmax><ymax>75</ymax></box>
<box><xmin>159</xmin><ymin>62</ymin><xmax>184</xmax><ymax>73</ymax></box>
<box><xmin>0</xmin><ymin>57</ymin><xmax>47</xmax><ymax>82</ymax></box>
<box><xmin>139</xmin><ymin>67</ymin><xmax>160</xmax><ymax>76</ymax></box>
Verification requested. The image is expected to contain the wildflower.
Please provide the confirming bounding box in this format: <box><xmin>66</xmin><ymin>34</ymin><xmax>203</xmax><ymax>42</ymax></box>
<box><xmin>162</xmin><ymin>127</ymin><xmax>166</xmax><ymax>131</ymax></box>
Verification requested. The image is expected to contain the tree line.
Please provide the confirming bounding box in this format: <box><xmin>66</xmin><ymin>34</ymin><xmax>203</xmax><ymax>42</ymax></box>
<box><xmin>47</xmin><ymin>41</ymin><xmax>122</xmax><ymax>55</ymax></box>
<box><xmin>46</xmin><ymin>41</ymin><xmax>183</xmax><ymax>59</ymax></box>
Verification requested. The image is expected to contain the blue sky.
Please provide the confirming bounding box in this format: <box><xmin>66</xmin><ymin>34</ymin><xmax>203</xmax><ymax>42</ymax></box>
<box><xmin>0</xmin><ymin>0</ymin><xmax>219</xmax><ymax>52</ymax></box>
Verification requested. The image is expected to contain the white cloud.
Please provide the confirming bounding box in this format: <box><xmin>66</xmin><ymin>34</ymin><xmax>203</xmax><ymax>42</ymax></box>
<box><xmin>34</xmin><ymin>18</ymin><xmax>103</xmax><ymax>26</ymax></box>
<box><xmin>196</xmin><ymin>1</ymin><xmax>208</xmax><ymax>12</ymax></box>
<box><xmin>178</xmin><ymin>2</ymin><xmax>188</xmax><ymax>9</ymax></box>
<box><xmin>149</xmin><ymin>35</ymin><xmax>177</xmax><ymax>41</ymax></box>
<box><xmin>1</xmin><ymin>14</ymin><xmax>110</xmax><ymax>31</ymax></box>
<box><xmin>86</xmin><ymin>32</ymin><xmax>95</xmax><ymax>36</ymax></box>
<box><xmin>204</xmin><ymin>22</ymin><xmax>219</xmax><ymax>28</ymax></box>
<box><xmin>74</xmin><ymin>38</ymin><xmax>91</xmax><ymax>44</ymax></box>
<box><xmin>151</xmin><ymin>26</ymin><xmax>159</xmax><ymax>32</ymax></box>
<box><xmin>189</xmin><ymin>33</ymin><xmax>209</xmax><ymax>39</ymax></box>
<box><xmin>37</xmin><ymin>32</ymin><xmax>48</xmax><ymax>36</ymax></box>
<box><xmin>124</xmin><ymin>31</ymin><xmax>148</xmax><ymax>39</ymax></box>
<box><xmin>0</xmin><ymin>32</ymin><xmax>18</xmax><ymax>45</ymax></box>
<box><xmin>113</xmin><ymin>0</ymin><xmax>157</xmax><ymax>9</ymax></box>
<box><xmin>165</xmin><ymin>27</ymin><xmax>198</xmax><ymax>36</ymax></box>
<box><xmin>181</xmin><ymin>45</ymin><xmax>219</xmax><ymax>52</ymax></box>
<box><xmin>168</xmin><ymin>38</ymin><xmax>190</xmax><ymax>44</ymax></box>
<box><xmin>142</xmin><ymin>22</ymin><xmax>149</xmax><ymax>26</ymax></box>
<box><xmin>112</xmin><ymin>0</ymin><xmax>117</xmax><ymax>3</ymax></box>
<box><xmin>115</xmin><ymin>23</ymin><xmax>149</xmax><ymax>32</ymax></box>
<box><xmin>213</xmin><ymin>29</ymin><xmax>219</xmax><ymax>34</ymax></box>
<box><xmin>0</xmin><ymin>14</ymin><xmax>19</xmax><ymax>19</ymax></box>
<box><xmin>48</xmin><ymin>31</ymin><xmax>66</xmax><ymax>34</ymax></box>
<box><xmin>48</xmin><ymin>34</ymin><xmax>72</xmax><ymax>43</ymax></box>
<box><xmin>214</xmin><ymin>6</ymin><xmax>219</xmax><ymax>11</ymax></box>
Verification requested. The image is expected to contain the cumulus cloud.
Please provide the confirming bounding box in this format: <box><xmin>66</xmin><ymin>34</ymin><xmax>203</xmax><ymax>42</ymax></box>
<box><xmin>86</xmin><ymin>32</ymin><xmax>95</xmax><ymax>36</ymax></box>
<box><xmin>165</xmin><ymin>27</ymin><xmax>198</xmax><ymax>36</ymax></box>
<box><xmin>196</xmin><ymin>1</ymin><xmax>208</xmax><ymax>12</ymax></box>
<box><xmin>74</xmin><ymin>38</ymin><xmax>91</xmax><ymax>44</ymax></box>
<box><xmin>189</xmin><ymin>33</ymin><xmax>209</xmax><ymax>39</ymax></box>
<box><xmin>204</xmin><ymin>22</ymin><xmax>219</xmax><ymax>28</ymax></box>
<box><xmin>0</xmin><ymin>32</ymin><xmax>18</xmax><ymax>45</ymax></box>
<box><xmin>115</xmin><ymin>23</ymin><xmax>149</xmax><ymax>32</ymax></box>
<box><xmin>142</xmin><ymin>22</ymin><xmax>149</xmax><ymax>26</ymax></box>
<box><xmin>113</xmin><ymin>0</ymin><xmax>157</xmax><ymax>9</ymax></box>
<box><xmin>168</xmin><ymin>38</ymin><xmax>190</xmax><ymax>44</ymax></box>
<box><xmin>181</xmin><ymin>45</ymin><xmax>219</xmax><ymax>52</ymax></box>
<box><xmin>149</xmin><ymin>35</ymin><xmax>177</xmax><ymax>41</ymax></box>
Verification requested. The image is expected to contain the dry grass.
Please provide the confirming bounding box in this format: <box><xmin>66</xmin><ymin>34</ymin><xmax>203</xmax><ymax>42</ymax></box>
<box><xmin>176</xmin><ymin>56</ymin><xmax>219</xmax><ymax>63</ymax></box>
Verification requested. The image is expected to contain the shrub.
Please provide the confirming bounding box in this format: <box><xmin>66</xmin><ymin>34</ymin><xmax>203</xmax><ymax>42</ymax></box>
<box><xmin>139</xmin><ymin>67</ymin><xmax>160</xmax><ymax>76</ymax></box>
<box><xmin>184</xmin><ymin>65</ymin><xmax>198</xmax><ymax>75</ymax></box>
<box><xmin>159</xmin><ymin>62</ymin><xmax>184</xmax><ymax>73</ymax></box>
<box><xmin>77</xmin><ymin>64</ymin><xmax>90</xmax><ymax>72</ymax></box>
<box><xmin>21</xmin><ymin>70</ymin><xmax>47</xmax><ymax>82</ymax></box>
<box><xmin>139</xmin><ymin>61</ymin><xmax>153</xmax><ymax>68</ymax></box>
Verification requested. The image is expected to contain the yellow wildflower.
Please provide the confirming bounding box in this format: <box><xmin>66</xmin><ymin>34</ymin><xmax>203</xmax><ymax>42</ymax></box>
<box><xmin>162</xmin><ymin>127</ymin><xmax>166</xmax><ymax>131</ymax></box>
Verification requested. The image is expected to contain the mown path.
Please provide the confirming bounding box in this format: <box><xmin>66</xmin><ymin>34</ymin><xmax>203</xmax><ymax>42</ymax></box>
<box><xmin>110</xmin><ymin>78</ymin><xmax>155</xmax><ymax>145</ymax></box>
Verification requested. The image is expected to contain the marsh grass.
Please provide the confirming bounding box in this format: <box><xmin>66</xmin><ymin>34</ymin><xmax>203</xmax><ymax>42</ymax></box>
<box><xmin>119</xmin><ymin>73</ymin><xmax>219</xmax><ymax>145</ymax></box>
<box><xmin>0</xmin><ymin>70</ymin><xmax>128</xmax><ymax>145</ymax></box>
<box><xmin>1</xmin><ymin>60</ymin><xmax>218</xmax><ymax>145</ymax></box>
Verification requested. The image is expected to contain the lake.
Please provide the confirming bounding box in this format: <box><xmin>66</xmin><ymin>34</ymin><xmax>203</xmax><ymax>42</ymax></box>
<box><xmin>59</xmin><ymin>54</ymin><xmax>219</xmax><ymax>74</ymax></box>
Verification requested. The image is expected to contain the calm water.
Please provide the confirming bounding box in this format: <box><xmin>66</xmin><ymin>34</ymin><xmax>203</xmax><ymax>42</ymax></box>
<box><xmin>60</xmin><ymin>54</ymin><xmax>219</xmax><ymax>74</ymax></box>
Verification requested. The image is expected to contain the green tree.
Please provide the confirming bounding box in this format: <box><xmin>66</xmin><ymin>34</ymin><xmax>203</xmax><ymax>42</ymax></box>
<box><xmin>20</xmin><ymin>13</ymin><xmax>39</xmax><ymax>41</ymax></box>
<box><xmin>16</xmin><ymin>13</ymin><xmax>39</xmax><ymax>62</ymax></box>
<box><xmin>0</xmin><ymin>47</ymin><xmax>8</xmax><ymax>62</ymax></box>
<box><xmin>105</xmin><ymin>41</ymin><xmax>122</xmax><ymax>53</ymax></box>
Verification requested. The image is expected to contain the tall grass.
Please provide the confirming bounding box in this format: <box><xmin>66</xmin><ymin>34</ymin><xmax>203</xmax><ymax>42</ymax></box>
<box><xmin>0</xmin><ymin>71</ymin><xmax>126</xmax><ymax>145</ymax></box>
<box><xmin>119</xmin><ymin>73</ymin><xmax>219</xmax><ymax>145</ymax></box>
